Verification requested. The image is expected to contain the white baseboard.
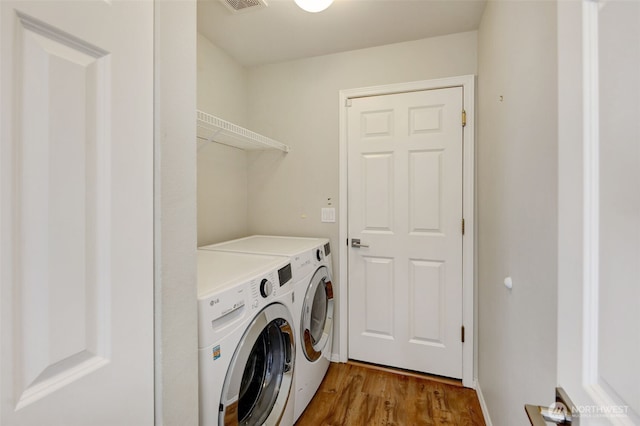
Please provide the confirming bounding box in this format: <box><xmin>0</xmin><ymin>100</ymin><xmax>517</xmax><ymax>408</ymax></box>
<box><xmin>475</xmin><ymin>380</ymin><xmax>493</xmax><ymax>426</ymax></box>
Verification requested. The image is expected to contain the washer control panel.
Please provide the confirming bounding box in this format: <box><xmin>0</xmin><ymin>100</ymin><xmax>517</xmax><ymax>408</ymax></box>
<box><xmin>260</xmin><ymin>279</ymin><xmax>273</xmax><ymax>298</ymax></box>
<box><xmin>248</xmin><ymin>268</ymin><xmax>286</xmax><ymax>311</ymax></box>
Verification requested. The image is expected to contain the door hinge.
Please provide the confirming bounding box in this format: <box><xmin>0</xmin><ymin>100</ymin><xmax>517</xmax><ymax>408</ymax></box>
<box><xmin>461</xmin><ymin>326</ymin><xmax>465</xmax><ymax>343</ymax></box>
<box><xmin>345</xmin><ymin>98</ymin><xmax>352</xmax><ymax>107</ymax></box>
<box><xmin>462</xmin><ymin>110</ymin><xmax>467</xmax><ymax>127</ymax></box>
<box><xmin>461</xmin><ymin>218</ymin><xmax>465</xmax><ymax>235</ymax></box>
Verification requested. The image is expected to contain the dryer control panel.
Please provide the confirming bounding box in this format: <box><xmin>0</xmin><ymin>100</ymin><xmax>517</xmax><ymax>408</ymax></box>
<box><xmin>290</xmin><ymin>250</ymin><xmax>315</xmax><ymax>281</ymax></box>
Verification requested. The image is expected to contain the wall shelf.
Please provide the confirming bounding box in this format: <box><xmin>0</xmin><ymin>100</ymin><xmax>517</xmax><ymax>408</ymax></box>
<box><xmin>196</xmin><ymin>110</ymin><xmax>289</xmax><ymax>153</ymax></box>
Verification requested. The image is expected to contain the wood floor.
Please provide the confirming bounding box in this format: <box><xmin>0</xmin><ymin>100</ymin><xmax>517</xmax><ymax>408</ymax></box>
<box><xmin>295</xmin><ymin>362</ymin><xmax>486</xmax><ymax>426</ymax></box>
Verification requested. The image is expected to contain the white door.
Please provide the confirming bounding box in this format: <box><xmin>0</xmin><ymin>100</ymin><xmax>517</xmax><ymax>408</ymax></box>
<box><xmin>347</xmin><ymin>87</ymin><xmax>464</xmax><ymax>379</ymax></box>
<box><xmin>0</xmin><ymin>1</ymin><xmax>154</xmax><ymax>425</ymax></box>
<box><xmin>556</xmin><ymin>0</ymin><xmax>639</xmax><ymax>424</ymax></box>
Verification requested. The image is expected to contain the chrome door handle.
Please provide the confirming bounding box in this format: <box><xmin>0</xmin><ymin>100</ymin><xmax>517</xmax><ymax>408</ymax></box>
<box><xmin>525</xmin><ymin>387</ymin><xmax>577</xmax><ymax>425</ymax></box>
<box><xmin>351</xmin><ymin>238</ymin><xmax>369</xmax><ymax>248</ymax></box>
<box><xmin>525</xmin><ymin>405</ymin><xmax>572</xmax><ymax>425</ymax></box>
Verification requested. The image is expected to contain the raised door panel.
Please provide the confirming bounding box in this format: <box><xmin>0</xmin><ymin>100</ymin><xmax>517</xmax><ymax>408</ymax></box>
<box><xmin>409</xmin><ymin>105</ymin><xmax>443</xmax><ymax>135</ymax></box>
<box><xmin>1</xmin><ymin>2</ymin><xmax>153</xmax><ymax>425</ymax></box>
<box><xmin>361</xmin><ymin>109</ymin><xmax>394</xmax><ymax>139</ymax></box>
<box><xmin>13</xmin><ymin>12</ymin><xmax>112</xmax><ymax>409</ymax></box>
<box><xmin>408</xmin><ymin>260</ymin><xmax>445</xmax><ymax>346</ymax></box>
<box><xmin>409</xmin><ymin>150</ymin><xmax>443</xmax><ymax>235</ymax></box>
<box><xmin>362</xmin><ymin>256</ymin><xmax>395</xmax><ymax>338</ymax></box>
<box><xmin>362</xmin><ymin>153</ymin><xmax>394</xmax><ymax>233</ymax></box>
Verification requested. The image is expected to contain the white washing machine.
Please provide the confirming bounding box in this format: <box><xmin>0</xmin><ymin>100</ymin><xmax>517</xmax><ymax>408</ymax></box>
<box><xmin>197</xmin><ymin>249</ymin><xmax>296</xmax><ymax>426</ymax></box>
<box><xmin>200</xmin><ymin>236</ymin><xmax>335</xmax><ymax>421</ymax></box>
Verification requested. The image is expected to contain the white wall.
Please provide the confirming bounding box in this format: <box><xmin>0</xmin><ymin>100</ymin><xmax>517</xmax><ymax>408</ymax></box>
<box><xmin>197</xmin><ymin>34</ymin><xmax>249</xmax><ymax>245</ymax></box>
<box><xmin>245</xmin><ymin>31</ymin><xmax>478</xmax><ymax>357</ymax></box>
<box><xmin>476</xmin><ymin>1</ymin><xmax>557</xmax><ymax>424</ymax></box>
<box><xmin>197</xmin><ymin>33</ymin><xmax>247</xmax><ymax>126</ymax></box>
<box><xmin>155</xmin><ymin>1</ymin><xmax>199</xmax><ymax>424</ymax></box>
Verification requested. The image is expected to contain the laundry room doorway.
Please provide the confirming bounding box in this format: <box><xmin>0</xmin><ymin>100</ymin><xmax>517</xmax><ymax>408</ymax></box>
<box><xmin>339</xmin><ymin>77</ymin><xmax>475</xmax><ymax>386</ymax></box>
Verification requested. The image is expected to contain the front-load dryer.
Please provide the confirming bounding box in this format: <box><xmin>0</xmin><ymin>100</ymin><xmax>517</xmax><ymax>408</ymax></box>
<box><xmin>197</xmin><ymin>249</ymin><xmax>296</xmax><ymax>425</ymax></box>
<box><xmin>200</xmin><ymin>236</ymin><xmax>334</xmax><ymax>421</ymax></box>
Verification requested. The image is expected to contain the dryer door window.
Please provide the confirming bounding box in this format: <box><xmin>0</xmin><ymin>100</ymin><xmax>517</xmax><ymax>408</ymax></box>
<box><xmin>301</xmin><ymin>266</ymin><xmax>334</xmax><ymax>362</ymax></box>
<box><xmin>220</xmin><ymin>303</ymin><xmax>295</xmax><ymax>426</ymax></box>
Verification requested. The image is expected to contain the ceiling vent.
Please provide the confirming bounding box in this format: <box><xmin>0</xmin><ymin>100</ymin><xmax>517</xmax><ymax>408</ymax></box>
<box><xmin>219</xmin><ymin>0</ymin><xmax>267</xmax><ymax>13</ymax></box>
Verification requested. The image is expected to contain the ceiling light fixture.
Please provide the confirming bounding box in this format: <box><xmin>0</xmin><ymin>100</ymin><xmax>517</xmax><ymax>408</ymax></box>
<box><xmin>294</xmin><ymin>0</ymin><xmax>333</xmax><ymax>13</ymax></box>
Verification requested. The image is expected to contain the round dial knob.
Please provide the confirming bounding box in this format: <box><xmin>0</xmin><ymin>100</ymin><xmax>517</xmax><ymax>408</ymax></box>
<box><xmin>316</xmin><ymin>249</ymin><xmax>324</xmax><ymax>261</ymax></box>
<box><xmin>260</xmin><ymin>279</ymin><xmax>273</xmax><ymax>298</ymax></box>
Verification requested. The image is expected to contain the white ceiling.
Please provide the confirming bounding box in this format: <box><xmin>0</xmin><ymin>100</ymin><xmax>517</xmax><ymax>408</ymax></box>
<box><xmin>198</xmin><ymin>0</ymin><xmax>487</xmax><ymax>67</ymax></box>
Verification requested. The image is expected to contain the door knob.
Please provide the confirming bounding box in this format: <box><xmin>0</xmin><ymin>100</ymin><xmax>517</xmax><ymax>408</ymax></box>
<box><xmin>351</xmin><ymin>238</ymin><xmax>369</xmax><ymax>248</ymax></box>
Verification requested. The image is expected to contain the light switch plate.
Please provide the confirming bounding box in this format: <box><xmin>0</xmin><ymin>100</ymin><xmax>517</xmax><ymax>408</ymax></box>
<box><xmin>321</xmin><ymin>208</ymin><xmax>336</xmax><ymax>223</ymax></box>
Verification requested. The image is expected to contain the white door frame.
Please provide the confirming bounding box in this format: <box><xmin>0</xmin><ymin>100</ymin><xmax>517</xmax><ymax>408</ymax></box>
<box><xmin>338</xmin><ymin>75</ymin><xmax>476</xmax><ymax>387</ymax></box>
<box><xmin>558</xmin><ymin>1</ymin><xmax>639</xmax><ymax>423</ymax></box>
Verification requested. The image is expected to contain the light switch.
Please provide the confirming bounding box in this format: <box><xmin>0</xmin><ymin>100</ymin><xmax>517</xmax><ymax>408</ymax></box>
<box><xmin>321</xmin><ymin>208</ymin><xmax>336</xmax><ymax>223</ymax></box>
